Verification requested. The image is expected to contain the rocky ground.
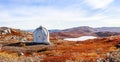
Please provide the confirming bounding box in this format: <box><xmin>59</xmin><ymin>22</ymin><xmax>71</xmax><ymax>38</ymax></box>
<box><xmin>0</xmin><ymin>27</ymin><xmax>120</xmax><ymax>62</ymax></box>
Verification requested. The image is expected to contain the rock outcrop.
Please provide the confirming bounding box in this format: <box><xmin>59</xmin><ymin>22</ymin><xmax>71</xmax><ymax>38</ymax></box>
<box><xmin>0</xmin><ymin>27</ymin><xmax>11</xmax><ymax>35</ymax></box>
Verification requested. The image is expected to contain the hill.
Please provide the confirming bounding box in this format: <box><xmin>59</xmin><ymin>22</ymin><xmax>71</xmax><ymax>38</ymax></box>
<box><xmin>50</xmin><ymin>26</ymin><xmax>120</xmax><ymax>39</ymax></box>
<box><xmin>50</xmin><ymin>26</ymin><xmax>96</xmax><ymax>39</ymax></box>
<box><xmin>96</xmin><ymin>27</ymin><xmax>120</xmax><ymax>32</ymax></box>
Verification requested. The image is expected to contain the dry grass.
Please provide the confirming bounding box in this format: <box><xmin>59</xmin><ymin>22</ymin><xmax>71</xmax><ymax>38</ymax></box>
<box><xmin>0</xmin><ymin>28</ymin><xmax>120</xmax><ymax>62</ymax></box>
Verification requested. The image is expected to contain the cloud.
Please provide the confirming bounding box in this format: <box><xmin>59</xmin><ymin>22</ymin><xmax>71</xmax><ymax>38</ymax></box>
<box><xmin>0</xmin><ymin>5</ymin><xmax>117</xmax><ymax>29</ymax></box>
<box><xmin>0</xmin><ymin>6</ymin><xmax>87</xmax><ymax>29</ymax></box>
<box><xmin>84</xmin><ymin>0</ymin><xmax>114</xmax><ymax>9</ymax></box>
<box><xmin>0</xmin><ymin>0</ymin><xmax>120</xmax><ymax>29</ymax></box>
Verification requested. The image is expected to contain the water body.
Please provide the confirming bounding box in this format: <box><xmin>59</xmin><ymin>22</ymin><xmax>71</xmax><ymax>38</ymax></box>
<box><xmin>64</xmin><ymin>36</ymin><xmax>97</xmax><ymax>41</ymax></box>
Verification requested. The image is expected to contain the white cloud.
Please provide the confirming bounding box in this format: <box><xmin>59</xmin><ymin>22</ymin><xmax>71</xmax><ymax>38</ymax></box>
<box><xmin>0</xmin><ymin>6</ymin><xmax>86</xmax><ymax>29</ymax></box>
<box><xmin>102</xmin><ymin>18</ymin><xmax>120</xmax><ymax>26</ymax></box>
<box><xmin>0</xmin><ymin>6</ymin><xmax>86</xmax><ymax>21</ymax></box>
<box><xmin>0</xmin><ymin>5</ymin><xmax>117</xmax><ymax>29</ymax></box>
<box><xmin>84</xmin><ymin>0</ymin><xmax>114</xmax><ymax>9</ymax></box>
<box><xmin>0</xmin><ymin>0</ymin><xmax>120</xmax><ymax>30</ymax></box>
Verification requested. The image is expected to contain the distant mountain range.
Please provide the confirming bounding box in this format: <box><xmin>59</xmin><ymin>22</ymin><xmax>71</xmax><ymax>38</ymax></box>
<box><xmin>49</xmin><ymin>26</ymin><xmax>120</xmax><ymax>33</ymax></box>
<box><xmin>27</xmin><ymin>26</ymin><xmax>120</xmax><ymax>33</ymax></box>
<box><xmin>50</xmin><ymin>26</ymin><xmax>120</xmax><ymax>39</ymax></box>
<box><xmin>51</xmin><ymin>26</ymin><xmax>120</xmax><ymax>33</ymax></box>
<box><xmin>95</xmin><ymin>27</ymin><xmax>120</xmax><ymax>32</ymax></box>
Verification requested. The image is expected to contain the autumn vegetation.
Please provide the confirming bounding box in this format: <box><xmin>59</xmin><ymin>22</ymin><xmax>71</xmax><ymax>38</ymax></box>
<box><xmin>0</xmin><ymin>27</ymin><xmax>120</xmax><ymax>62</ymax></box>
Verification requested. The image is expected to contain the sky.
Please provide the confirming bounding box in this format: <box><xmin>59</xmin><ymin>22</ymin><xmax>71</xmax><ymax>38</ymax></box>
<box><xmin>0</xmin><ymin>0</ymin><xmax>120</xmax><ymax>30</ymax></box>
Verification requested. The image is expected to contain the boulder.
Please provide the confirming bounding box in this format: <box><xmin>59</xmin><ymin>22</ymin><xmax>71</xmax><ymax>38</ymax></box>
<box><xmin>33</xmin><ymin>26</ymin><xmax>51</xmax><ymax>45</ymax></box>
<box><xmin>0</xmin><ymin>27</ymin><xmax>11</xmax><ymax>35</ymax></box>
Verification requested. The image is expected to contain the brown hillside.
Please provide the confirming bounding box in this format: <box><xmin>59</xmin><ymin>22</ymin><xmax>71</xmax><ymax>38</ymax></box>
<box><xmin>50</xmin><ymin>26</ymin><xmax>97</xmax><ymax>39</ymax></box>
